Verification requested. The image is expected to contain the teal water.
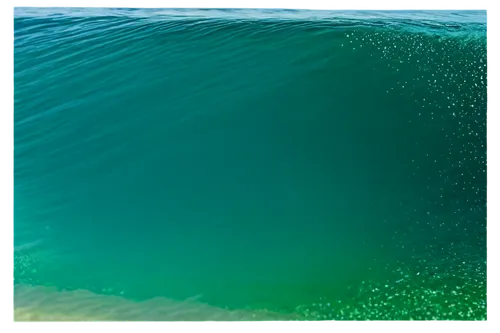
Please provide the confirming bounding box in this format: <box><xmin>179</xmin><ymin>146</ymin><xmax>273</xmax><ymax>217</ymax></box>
<box><xmin>14</xmin><ymin>8</ymin><xmax>487</xmax><ymax>320</ymax></box>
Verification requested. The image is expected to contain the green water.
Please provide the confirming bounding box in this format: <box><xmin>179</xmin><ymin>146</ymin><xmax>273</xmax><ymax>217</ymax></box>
<box><xmin>14</xmin><ymin>8</ymin><xmax>486</xmax><ymax>320</ymax></box>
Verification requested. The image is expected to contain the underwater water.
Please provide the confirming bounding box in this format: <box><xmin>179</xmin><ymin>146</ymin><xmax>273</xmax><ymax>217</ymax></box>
<box><xmin>14</xmin><ymin>8</ymin><xmax>487</xmax><ymax>320</ymax></box>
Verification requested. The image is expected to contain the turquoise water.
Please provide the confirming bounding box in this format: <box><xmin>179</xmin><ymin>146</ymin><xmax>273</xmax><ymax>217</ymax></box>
<box><xmin>14</xmin><ymin>8</ymin><xmax>486</xmax><ymax>320</ymax></box>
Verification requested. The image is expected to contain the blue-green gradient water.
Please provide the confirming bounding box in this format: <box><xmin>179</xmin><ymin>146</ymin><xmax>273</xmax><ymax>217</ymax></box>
<box><xmin>14</xmin><ymin>8</ymin><xmax>487</xmax><ymax>320</ymax></box>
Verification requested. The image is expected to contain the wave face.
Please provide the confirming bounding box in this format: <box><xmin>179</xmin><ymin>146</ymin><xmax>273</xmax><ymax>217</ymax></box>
<box><xmin>14</xmin><ymin>8</ymin><xmax>487</xmax><ymax>320</ymax></box>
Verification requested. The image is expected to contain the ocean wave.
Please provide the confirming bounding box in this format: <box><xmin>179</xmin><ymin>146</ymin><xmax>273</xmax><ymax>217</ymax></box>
<box><xmin>14</xmin><ymin>9</ymin><xmax>487</xmax><ymax>320</ymax></box>
<box><xmin>13</xmin><ymin>6</ymin><xmax>488</xmax><ymax>27</ymax></box>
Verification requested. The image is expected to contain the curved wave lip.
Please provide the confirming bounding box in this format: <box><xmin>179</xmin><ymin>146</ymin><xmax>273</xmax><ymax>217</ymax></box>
<box><xmin>13</xmin><ymin>8</ymin><xmax>486</xmax><ymax>24</ymax></box>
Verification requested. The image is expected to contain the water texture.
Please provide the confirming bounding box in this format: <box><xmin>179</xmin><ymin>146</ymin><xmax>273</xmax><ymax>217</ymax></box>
<box><xmin>14</xmin><ymin>8</ymin><xmax>487</xmax><ymax>320</ymax></box>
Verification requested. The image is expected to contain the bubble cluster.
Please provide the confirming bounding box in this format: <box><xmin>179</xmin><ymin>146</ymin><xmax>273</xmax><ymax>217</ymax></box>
<box><xmin>14</xmin><ymin>251</ymin><xmax>41</xmax><ymax>285</ymax></box>
<box><xmin>292</xmin><ymin>229</ymin><xmax>486</xmax><ymax>320</ymax></box>
<box><xmin>291</xmin><ymin>27</ymin><xmax>487</xmax><ymax>321</ymax></box>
